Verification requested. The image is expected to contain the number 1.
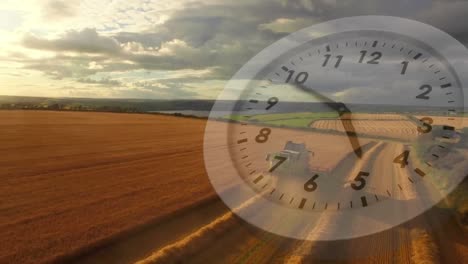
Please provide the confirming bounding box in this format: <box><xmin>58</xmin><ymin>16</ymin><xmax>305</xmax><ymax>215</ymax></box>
<box><xmin>401</xmin><ymin>61</ymin><xmax>409</xmax><ymax>75</ymax></box>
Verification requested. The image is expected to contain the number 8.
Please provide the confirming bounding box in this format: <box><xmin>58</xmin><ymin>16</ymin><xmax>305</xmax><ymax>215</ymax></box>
<box><xmin>255</xmin><ymin>128</ymin><xmax>271</xmax><ymax>143</ymax></box>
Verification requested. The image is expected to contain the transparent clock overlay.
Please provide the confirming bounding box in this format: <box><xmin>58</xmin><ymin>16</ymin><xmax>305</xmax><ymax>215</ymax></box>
<box><xmin>204</xmin><ymin>16</ymin><xmax>468</xmax><ymax>243</ymax></box>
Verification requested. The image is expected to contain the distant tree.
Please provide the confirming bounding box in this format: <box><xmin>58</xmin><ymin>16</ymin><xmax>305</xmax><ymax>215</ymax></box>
<box><xmin>49</xmin><ymin>104</ymin><xmax>60</xmax><ymax>110</ymax></box>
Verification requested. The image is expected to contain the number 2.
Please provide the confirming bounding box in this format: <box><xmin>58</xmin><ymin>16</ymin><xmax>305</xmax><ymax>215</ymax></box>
<box><xmin>416</xmin><ymin>85</ymin><xmax>432</xmax><ymax>100</ymax></box>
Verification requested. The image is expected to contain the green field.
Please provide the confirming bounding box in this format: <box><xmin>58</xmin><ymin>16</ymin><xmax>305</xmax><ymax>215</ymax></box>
<box><xmin>226</xmin><ymin>112</ymin><xmax>339</xmax><ymax>128</ymax></box>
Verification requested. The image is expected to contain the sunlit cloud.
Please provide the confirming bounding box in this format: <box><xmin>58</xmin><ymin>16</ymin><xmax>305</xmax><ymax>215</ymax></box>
<box><xmin>0</xmin><ymin>0</ymin><xmax>465</xmax><ymax>99</ymax></box>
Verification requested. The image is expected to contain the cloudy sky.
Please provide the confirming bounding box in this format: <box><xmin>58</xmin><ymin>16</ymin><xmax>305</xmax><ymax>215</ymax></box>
<box><xmin>0</xmin><ymin>0</ymin><xmax>465</xmax><ymax>99</ymax></box>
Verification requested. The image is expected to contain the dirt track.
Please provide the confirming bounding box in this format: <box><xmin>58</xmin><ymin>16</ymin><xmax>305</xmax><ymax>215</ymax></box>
<box><xmin>138</xmin><ymin>137</ymin><xmax>468</xmax><ymax>264</ymax></box>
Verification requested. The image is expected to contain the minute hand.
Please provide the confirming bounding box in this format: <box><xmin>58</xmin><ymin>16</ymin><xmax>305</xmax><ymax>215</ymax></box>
<box><xmin>294</xmin><ymin>83</ymin><xmax>363</xmax><ymax>158</ymax></box>
<box><xmin>335</xmin><ymin>104</ymin><xmax>363</xmax><ymax>158</ymax></box>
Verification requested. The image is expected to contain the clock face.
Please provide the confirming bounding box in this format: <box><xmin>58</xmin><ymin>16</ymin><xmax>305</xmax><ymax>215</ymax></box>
<box><xmin>204</xmin><ymin>16</ymin><xmax>468</xmax><ymax>241</ymax></box>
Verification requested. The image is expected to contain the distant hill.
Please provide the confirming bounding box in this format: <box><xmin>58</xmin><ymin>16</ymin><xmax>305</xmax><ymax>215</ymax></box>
<box><xmin>0</xmin><ymin>96</ymin><xmax>216</xmax><ymax>113</ymax></box>
<box><xmin>0</xmin><ymin>95</ymin><xmax>463</xmax><ymax>116</ymax></box>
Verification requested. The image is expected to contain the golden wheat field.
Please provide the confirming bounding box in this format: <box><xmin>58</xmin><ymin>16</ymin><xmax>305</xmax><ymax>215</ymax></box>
<box><xmin>0</xmin><ymin>110</ymin><xmax>216</xmax><ymax>264</ymax></box>
<box><xmin>345</xmin><ymin>113</ymin><xmax>409</xmax><ymax>120</ymax></box>
<box><xmin>137</xmin><ymin>139</ymin><xmax>468</xmax><ymax>264</ymax></box>
<box><xmin>2</xmin><ymin>110</ymin><xmax>468</xmax><ymax>264</ymax></box>
<box><xmin>311</xmin><ymin>119</ymin><xmax>418</xmax><ymax>140</ymax></box>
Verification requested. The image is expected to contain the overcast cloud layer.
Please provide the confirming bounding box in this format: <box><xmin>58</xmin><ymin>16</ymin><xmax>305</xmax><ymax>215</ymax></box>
<box><xmin>0</xmin><ymin>0</ymin><xmax>466</xmax><ymax>99</ymax></box>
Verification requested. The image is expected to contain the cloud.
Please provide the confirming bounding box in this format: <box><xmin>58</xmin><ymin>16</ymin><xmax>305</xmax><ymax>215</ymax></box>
<box><xmin>18</xmin><ymin>1</ymin><xmax>320</xmax><ymax>84</ymax></box>
<box><xmin>77</xmin><ymin>77</ymin><xmax>123</xmax><ymax>87</ymax></box>
<box><xmin>4</xmin><ymin>0</ymin><xmax>468</xmax><ymax>100</ymax></box>
<box><xmin>55</xmin><ymin>85</ymin><xmax>99</xmax><ymax>98</ymax></box>
<box><xmin>22</xmin><ymin>28</ymin><xmax>121</xmax><ymax>54</ymax></box>
<box><xmin>88</xmin><ymin>61</ymin><xmax>104</xmax><ymax>70</ymax></box>
<box><xmin>416</xmin><ymin>1</ymin><xmax>468</xmax><ymax>43</ymax></box>
<box><xmin>259</xmin><ymin>17</ymin><xmax>317</xmax><ymax>33</ymax></box>
<box><xmin>42</xmin><ymin>0</ymin><xmax>80</xmax><ymax>20</ymax></box>
<box><xmin>131</xmin><ymin>79</ymin><xmax>199</xmax><ymax>99</ymax></box>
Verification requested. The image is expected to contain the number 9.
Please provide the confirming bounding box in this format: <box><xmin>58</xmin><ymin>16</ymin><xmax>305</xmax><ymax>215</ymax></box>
<box><xmin>266</xmin><ymin>97</ymin><xmax>278</xmax><ymax>110</ymax></box>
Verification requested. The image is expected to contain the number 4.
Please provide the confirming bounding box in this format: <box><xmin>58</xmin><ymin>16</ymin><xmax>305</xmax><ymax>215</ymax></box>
<box><xmin>393</xmin><ymin>150</ymin><xmax>410</xmax><ymax>168</ymax></box>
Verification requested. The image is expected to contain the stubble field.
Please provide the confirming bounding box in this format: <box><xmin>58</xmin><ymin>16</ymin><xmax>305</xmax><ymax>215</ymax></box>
<box><xmin>2</xmin><ymin>110</ymin><xmax>468</xmax><ymax>264</ymax></box>
<box><xmin>0</xmin><ymin>110</ymin><xmax>215</xmax><ymax>264</ymax></box>
<box><xmin>311</xmin><ymin>119</ymin><xmax>418</xmax><ymax>140</ymax></box>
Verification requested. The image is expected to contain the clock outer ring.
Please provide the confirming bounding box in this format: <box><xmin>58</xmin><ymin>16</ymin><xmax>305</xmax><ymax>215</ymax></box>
<box><xmin>203</xmin><ymin>16</ymin><xmax>468</xmax><ymax>241</ymax></box>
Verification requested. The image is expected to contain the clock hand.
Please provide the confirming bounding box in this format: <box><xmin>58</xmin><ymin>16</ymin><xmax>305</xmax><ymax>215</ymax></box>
<box><xmin>293</xmin><ymin>82</ymin><xmax>363</xmax><ymax>158</ymax></box>
<box><xmin>336</xmin><ymin>105</ymin><xmax>363</xmax><ymax>159</ymax></box>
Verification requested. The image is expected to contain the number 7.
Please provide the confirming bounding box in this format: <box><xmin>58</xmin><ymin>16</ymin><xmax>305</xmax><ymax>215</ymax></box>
<box><xmin>269</xmin><ymin>156</ymin><xmax>287</xmax><ymax>172</ymax></box>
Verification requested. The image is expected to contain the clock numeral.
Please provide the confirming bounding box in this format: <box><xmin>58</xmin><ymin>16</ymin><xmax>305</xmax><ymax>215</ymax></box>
<box><xmin>266</xmin><ymin>97</ymin><xmax>278</xmax><ymax>110</ymax></box>
<box><xmin>322</xmin><ymin>54</ymin><xmax>344</xmax><ymax>68</ymax></box>
<box><xmin>359</xmin><ymin>50</ymin><xmax>382</xmax><ymax>64</ymax></box>
<box><xmin>401</xmin><ymin>61</ymin><xmax>409</xmax><ymax>75</ymax></box>
<box><xmin>351</xmin><ymin>171</ymin><xmax>369</xmax><ymax>191</ymax></box>
<box><xmin>304</xmin><ymin>174</ymin><xmax>320</xmax><ymax>192</ymax></box>
<box><xmin>283</xmin><ymin>66</ymin><xmax>309</xmax><ymax>84</ymax></box>
<box><xmin>255</xmin><ymin>128</ymin><xmax>271</xmax><ymax>143</ymax></box>
<box><xmin>393</xmin><ymin>150</ymin><xmax>410</xmax><ymax>168</ymax></box>
<box><xmin>416</xmin><ymin>84</ymin><xmax>432</xmax><ymax>100</ymax></box>
<box><xmin>269</xmin><ymin>156</ymin><xmax>287</xmax><ymax>172</ymax></box>
<box><xmin>417</xmin><ymin>117</ymin><xmax>433</xmax><ymax>134</ymax></box>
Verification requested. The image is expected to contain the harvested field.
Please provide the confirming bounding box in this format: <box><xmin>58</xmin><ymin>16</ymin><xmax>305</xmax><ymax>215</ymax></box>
<box><xmin>0</xmin><ymin>110</ymin><xmax>217</xmax><ymax>264</ymax></box>
<box><xmin>3</xmin><ymin>110</ymin><xmax>468</xmax><ymax>264</ymax></box>
<box><xmin>311</xmin><ymin>119</ymin><xmax>418</xmax><ymax>140</ymax></box>
<box><xmin>229</xmin><ymin>123</ymin><xmax>374</xmax><ymax>175</ymax></box>
<box><xmin>347</xmin><ymin>113</ymin><xmax>408</xmax><ymax>120</ymax></box>
<box><xmin>138</xmin><ymin>134</ymin><xmax>468</xmax><ymax>264</ymax></box>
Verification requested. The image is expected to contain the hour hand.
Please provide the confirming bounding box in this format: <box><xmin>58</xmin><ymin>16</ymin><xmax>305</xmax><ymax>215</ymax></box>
<box><xmin>293</xmin><ymin>83</ymin><xmax>363</xmax><ymax>158</ymax></box>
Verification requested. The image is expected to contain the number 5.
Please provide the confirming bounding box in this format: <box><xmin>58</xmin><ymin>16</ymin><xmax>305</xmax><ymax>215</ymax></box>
<box><xmin>351</xmin><ymin>171</ymin><xmax>369</xmax><ymax>190</ymax></box>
